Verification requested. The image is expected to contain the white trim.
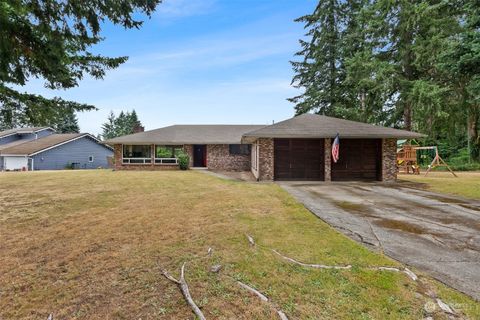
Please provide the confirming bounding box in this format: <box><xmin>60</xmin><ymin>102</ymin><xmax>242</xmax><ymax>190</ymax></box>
<box><xmin>122</xmin><ymin>158</ymin><xmax>152</xmax><ymax>164</ymax></box>
<box><xmin>88</xmin><ymin>155</ymin><xmax>94</xmax><ymax>162</ymax></box>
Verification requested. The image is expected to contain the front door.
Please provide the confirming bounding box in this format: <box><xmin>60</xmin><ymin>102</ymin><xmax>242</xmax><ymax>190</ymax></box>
<box><xmin>193</xmin><ymin>145</ymin><xmax>207</xmax><ymax>167</ymax></box>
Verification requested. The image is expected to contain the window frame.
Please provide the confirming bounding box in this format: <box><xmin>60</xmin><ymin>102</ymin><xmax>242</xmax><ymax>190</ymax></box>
<box><xmin>122</xmin><ymin>145</ymin><xmax>152</xmax><ymax>164</ymax></box>
<box><xmin>229</xmin><ymin>144</ymin><xmax>251</xmax><ymax>155</ymax></box>
<box><xmin>155</xmin><ymin>145</ymin><xmax>184</xmax><ymax>159</ymax></box>
<box><xmin>88</xmin><ymin>155</ymin><xmax>94</xmax><ymax>163</ymax></box>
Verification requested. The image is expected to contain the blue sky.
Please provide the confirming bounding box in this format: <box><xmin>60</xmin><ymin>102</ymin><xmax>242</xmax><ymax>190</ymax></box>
<box><xmin>25</xmin><ymin>0</ymin><xmax>317</xmax><ymax>135</ymax></box>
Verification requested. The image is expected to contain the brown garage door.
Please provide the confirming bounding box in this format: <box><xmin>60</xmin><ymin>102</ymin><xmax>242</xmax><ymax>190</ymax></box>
<box><xmin>274</xmin><ymin>139</ymin><xmax>324</xmax><ymax>181</ymax></box>
<box><xmin>331</xmin><ymin>139</ymin><xmax>382</xmax><ymax>181</ymax></box>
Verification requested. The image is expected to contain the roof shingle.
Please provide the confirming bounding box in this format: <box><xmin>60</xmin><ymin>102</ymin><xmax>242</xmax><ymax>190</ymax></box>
<box><xmin>0</xmin><ymin>134</ymin><xmax>85</xmax><ymax>155</ymax></box>
<box><xmin>242</xmin><ymin>114</ymin><xmax>425</xmax><ymax>141</ymax></box>
<box><xmin>103</xmin><ymin>125</ymin><xmax>267</xmax><ymax>145</ymax></box>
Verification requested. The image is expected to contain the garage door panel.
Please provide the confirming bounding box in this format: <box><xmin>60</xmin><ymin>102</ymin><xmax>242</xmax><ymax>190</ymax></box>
<box><xmin>331</xmin><ymin>139</ymin><xmax>381</xmax><ymax>181</ymax></box>
<box><xmin>274</xmin><ymin>139</ymin><xmax>324</xmax><ymax>181</ymax></box>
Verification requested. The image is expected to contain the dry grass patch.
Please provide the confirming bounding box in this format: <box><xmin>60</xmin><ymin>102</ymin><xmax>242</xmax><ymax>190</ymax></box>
<box><xmin>0</xmin><ymin>170</ymin><xmax>479</xmax><ymax>319</ymax></box>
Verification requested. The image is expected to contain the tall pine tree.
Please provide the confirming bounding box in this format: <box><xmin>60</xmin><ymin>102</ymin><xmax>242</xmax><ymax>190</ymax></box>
<box><xmin>289</xmin><ymin>0</ymin><xmax>345</xmax><ymax>116</ymax></box>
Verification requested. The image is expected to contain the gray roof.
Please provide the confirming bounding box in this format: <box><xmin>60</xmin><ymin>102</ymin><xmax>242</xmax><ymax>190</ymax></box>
<box><xmin>103</xmin><ymin>125</ymin><xmax>267</xmax><ymax>145</ymax></box>
<box><xmin>242</xmin><ymin>114</ymin><xmax>425</xmax><ymax>142</ymax></box>
<box><xmin>0</xmin><ymin>127</ymin><xmax>52</xmax><ymax>138</ymax></box>
<box><xmin>0</xmin><ymin>133</ymin><xmax>107</xmax><ymax>156</ymax></box>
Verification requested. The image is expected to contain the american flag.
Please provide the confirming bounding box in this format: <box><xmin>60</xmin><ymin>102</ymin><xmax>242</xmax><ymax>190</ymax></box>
<box><xmin>332</xmin><ymin>133</ymin><xmax>340</xmax><ymax>163</ymax></box>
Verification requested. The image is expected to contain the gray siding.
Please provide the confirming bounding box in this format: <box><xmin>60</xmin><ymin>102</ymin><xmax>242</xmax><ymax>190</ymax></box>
<box><xmin>32</xmin><ymin>136</ymin><xmax>113</xmax><ymax>170</ymax></box>
<box><xmin>0</xmin><ymin>129</ymin><xmax>54</xmax><ymax>146</ymax></box>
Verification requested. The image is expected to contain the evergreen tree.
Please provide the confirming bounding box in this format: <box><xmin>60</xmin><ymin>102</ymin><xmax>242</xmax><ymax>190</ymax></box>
<box><xmin>101</xmin><ymin>110</ymin><xmax>142</xmax><ymax>140</ymax></box>
<box><xmin>54</xmin><ymin>110</ymin><xmax>80</xmax><ymax>133</ymax></box>
<box><xmin>289</xmin><ymin>0</ymin><xmax>345</xmax><ymax>116</ymax></box>
<box><xmin>440</xmin><ymin>0</ymin><xmax>480</xmax><ymax>160</ymax></box>
<box><xmin>0</xmin><ymin>0</ymin><xmax>161</xmax><ymax>124</ymax></box>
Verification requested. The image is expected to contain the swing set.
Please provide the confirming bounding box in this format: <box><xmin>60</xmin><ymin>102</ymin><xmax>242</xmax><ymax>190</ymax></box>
<box><xmin>397</xmin><ymin>141</ymin><xmax>457</xmax><ymax>177</ymax></box>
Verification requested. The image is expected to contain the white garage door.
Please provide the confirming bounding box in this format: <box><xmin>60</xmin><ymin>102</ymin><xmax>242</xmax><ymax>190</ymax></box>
<box><xmin>5</xmin><ymin>156</ymin><xmax>28</xmax><ymax>170</ymax></box>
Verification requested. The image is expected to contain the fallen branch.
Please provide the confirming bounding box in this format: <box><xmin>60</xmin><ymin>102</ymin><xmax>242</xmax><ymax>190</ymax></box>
<box><xmin>161</xmin><ymin>263</ymin><xmax>206</xmax><ymax>320</ymax></box>
<box><xmin>237</xmin><ymin>281</ymin><xmax>268</xmax><ymax>302</ymax></box>
<box><xmin>236</xmin><ymin>280</ymin><xmax>288</xmax><ymax>320</ymax></box>
<box><xmin>369</xmin><ymin>266</ymin><xmax>418</xmax><ymax>281</ymax></box>
<box><xmin>436</xmin><ymin>298</ymin><xmax>454</xmax><ymax>314</ymax></box>
<box><xmin>272</xmin><ymin>249</ymin><xmax>352</xmax><ymax>270</ymax></box>
<box><xmin>246</xmin><ymin>234</ymin><xmax>255</xmax><ymax>246</ymax></box>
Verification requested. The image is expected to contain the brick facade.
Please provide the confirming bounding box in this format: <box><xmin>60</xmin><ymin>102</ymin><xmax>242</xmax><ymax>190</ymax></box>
<box><xmin>184</xmin><ymin>145</ymin><xmax>194</xmax><ymax>167</ymax></box>
<box><xmin>324</xmin><ymin>138</ymin><xmax>332</xmax><ymax>181</ymax></box>
<box><xmin>257</xmin><ymin>138</ymin><xmax>274</xmax><ymax>181</ymax></box>
<box><xmin>114</xmin><ymin>143</ymin><xmax>250</xmax><ymax>171</ymax></box>
<box><xmin>382</xmin><ymin>138</ymin><xmax>397</xmax><ymax>182</ymax></box>
<box><xmin>113</xmin><ymin>144</ymin><xmax>178</xmax><ymax>171</ymax></box>
<box><xmin>206</xmin><ymin>144</ymin><xmax>251</xmax><ymax>171</ymax></box>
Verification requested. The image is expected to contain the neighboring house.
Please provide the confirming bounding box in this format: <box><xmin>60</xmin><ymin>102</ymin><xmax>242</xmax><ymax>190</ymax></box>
<box><xmin>104</xmin><ymin>114</ymin><xmax>424</xmax><ymax>182</ymax></box>
<box><xmin>0</xmin><ymin>127</ymin><xmax>113</xmax><ymax>171</ymax></box>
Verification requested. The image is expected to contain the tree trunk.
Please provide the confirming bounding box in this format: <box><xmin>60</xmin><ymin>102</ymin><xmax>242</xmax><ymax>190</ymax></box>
<box><xmin>467</xmin><ymin>105</ymin><xmax>479</xmax><ymax>161</ymax></box>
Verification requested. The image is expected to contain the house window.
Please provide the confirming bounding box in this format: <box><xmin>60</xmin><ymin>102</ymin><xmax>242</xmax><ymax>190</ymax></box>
<box><xmin>88</xmin><ymin>156</ymin><xmax>94</xmax><ymax>162</ymax></box>
<box><xmin>155</xmin><ymin>145</ymin><xmax>183</xmax><ymax>158</ymax></box>
<box><xmin>229</xmin><ymin>144</ymin><xmax>251</xmax><ymax>155</ymax></box>
<box><xmin>155</xmin><ymin>145</ymin><xmax>184</xmax><ymax>164</ymax></box>
<box><xmin>122</xmin><ymin>145</ymin><xmax>152</xmax><ymax>164</ymax></box>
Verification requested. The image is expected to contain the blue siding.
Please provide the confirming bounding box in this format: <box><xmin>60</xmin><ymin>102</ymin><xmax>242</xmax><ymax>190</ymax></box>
<box><xmin>0</xmin><ymin>128</ymin><xmax>55</xmax><ymax>146</ymax></box>
<box><xmin>0</xmin><ymin>135</ymin><xmax>19</xmax><ymax>145</ymax></box>
<box><xmin>34</xmin><ymin>129</ymin><xmax>55</xmax><ymax>139</ymax></box>
<box><xmin>32</xmin><ymin>136</ymin><xmax>113</xmax><ymax>170</ymax></box>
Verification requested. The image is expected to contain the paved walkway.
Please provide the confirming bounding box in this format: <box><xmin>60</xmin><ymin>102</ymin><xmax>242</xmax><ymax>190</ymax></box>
<box><xmin>279</xmin><ymin>181</ymin><xmax>480</xmax><ymax>301</ymax></box>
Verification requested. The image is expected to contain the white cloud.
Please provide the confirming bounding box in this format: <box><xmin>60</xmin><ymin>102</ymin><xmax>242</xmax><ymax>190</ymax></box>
<box><xmin>155</xmin><ymin>0</ymin><xmax>217</xmax><ymax>19</ymax></box>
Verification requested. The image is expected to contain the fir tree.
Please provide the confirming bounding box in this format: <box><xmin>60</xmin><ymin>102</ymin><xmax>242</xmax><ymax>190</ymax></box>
<box><xmin>0</xmin><ymin>0</ymin><xmax>161</xmax><ymax>125</ymax></box>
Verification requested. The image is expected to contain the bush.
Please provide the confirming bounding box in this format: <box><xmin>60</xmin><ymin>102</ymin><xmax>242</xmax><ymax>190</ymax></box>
<box><xmin>176</xmin><ymin>152</ymin><xmax>190</xmax><ymax>170</ymax></box>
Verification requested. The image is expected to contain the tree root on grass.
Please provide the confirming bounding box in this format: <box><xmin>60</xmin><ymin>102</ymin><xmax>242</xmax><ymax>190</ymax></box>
<box><xmin>272</xmin><ymin>249</ymin><xmax>352</xmax><ymax>270</ymax></box>
<box><xmin>160</xmin><ymin>262</ymin><xmax>207</xmax><ymax>320</ymax></box>
<box><xmin>235</xmin><ymin>279</ymin><xmax>289</xmax><ymax>320</ymax></box>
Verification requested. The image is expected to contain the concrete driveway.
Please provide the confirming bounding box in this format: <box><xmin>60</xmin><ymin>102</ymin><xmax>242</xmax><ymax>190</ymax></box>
<box><xmin>279</xmin><ymin>181</ymin><xmax>480</xmax><ymax>301</ymax></box>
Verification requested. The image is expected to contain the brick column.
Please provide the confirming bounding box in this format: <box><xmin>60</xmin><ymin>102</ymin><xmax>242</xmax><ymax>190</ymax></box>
<box><xmin>382</xmin><ymin>138</ymin><xmax>397</xmax><ymax>182</ymax></box>
<box><xmin>258</xmin><ymin>138</ymin><xmax>274</xmax><ymax>181</ymax></box>
<box><xmin>114</xmin><ymin>144</ymin><xmax>122</xmax><ymax>170</ymax></box>
<box><xmin>324</xmin><ymin>138</ymin><xmax>331</xmax><ymax>181</ymax></box>
<box><xmin>184</xmin><ymin>145</ymin><xmax>194</xmax><ymax>167</ymax></box>
<box><xmin>151</xmin><ymin>144</ymin><xmax>155</xmax><ymax>167</ymax></box>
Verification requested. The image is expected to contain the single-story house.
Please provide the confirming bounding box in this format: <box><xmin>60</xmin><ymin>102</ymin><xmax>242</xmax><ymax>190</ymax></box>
<box><xmin>0</xmin><ymin>127</ymin><xmax>113</xmax><ymax>171</ymax></box>
<box><xmin>104</xmin><ymin>114</ymin><xmax>424</xmax><ymax>182</ymax></box>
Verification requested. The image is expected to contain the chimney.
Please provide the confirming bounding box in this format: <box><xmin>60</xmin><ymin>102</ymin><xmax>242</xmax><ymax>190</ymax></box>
<box><xmin>133</xmin><ymin>124</ymin><xmax>144</xmax><ymax>133</ymax></box>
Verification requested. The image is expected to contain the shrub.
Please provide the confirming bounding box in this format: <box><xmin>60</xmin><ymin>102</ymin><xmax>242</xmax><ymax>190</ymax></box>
<box><xmin>176</xmin><ymin>152</ymin><xmax>190</xmax><ymax>170</ymax></box>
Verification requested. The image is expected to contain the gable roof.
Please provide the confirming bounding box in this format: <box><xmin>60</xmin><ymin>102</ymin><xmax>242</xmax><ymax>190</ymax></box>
<box><xmin>103</xmin><ymin>125</ymin><xmax>267</xmax><ymax>145</ymax></box>
<box><xmin>0</xmin><ymin>127</ymin><xmax>53</xmax><ymax>139</ymax></box>
<box><xmin>0</xmin><ymin>133</ymin><xmax>111</xmax><ymax>156</ymax></box>
<box><xmin>242</xmin><ymin>114</ymin><xmax>425</xmax><ymax>142</ymax></box>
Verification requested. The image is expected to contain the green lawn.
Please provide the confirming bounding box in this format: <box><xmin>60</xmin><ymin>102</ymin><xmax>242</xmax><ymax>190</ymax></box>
<box><xmin>399</xmin><ymin>171</ymin><xmax>480</xmax><ymax>199</ymax></box>
<box><xmin>1</xmin><ymin>170</ymin><xmax>479</xmax><ymax>319</ymax></box>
